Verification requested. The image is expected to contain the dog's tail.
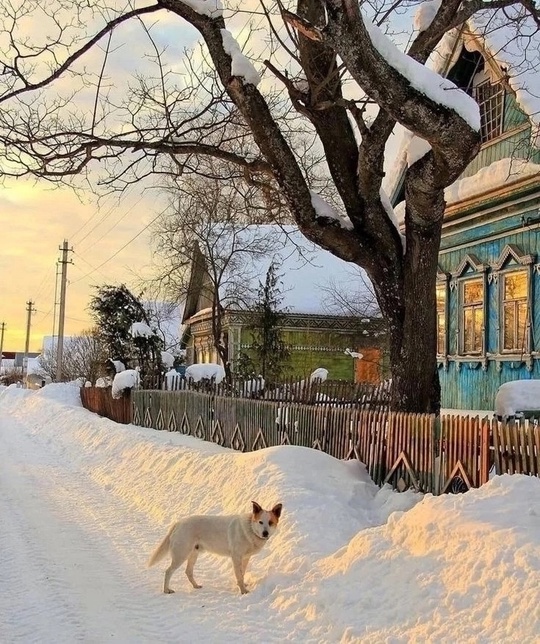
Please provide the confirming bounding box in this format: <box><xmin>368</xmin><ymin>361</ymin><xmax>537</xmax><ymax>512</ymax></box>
<box><xmin>147</xmin><ymin>523</ymin><xmax>176</xmax><ymax>568</ymax></box>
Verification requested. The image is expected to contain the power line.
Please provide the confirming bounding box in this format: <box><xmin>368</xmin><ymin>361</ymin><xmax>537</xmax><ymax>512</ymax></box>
<box><xmin>70</xmin><ymin>210</ymin><xmax>163</xmax><ymax>286</ymax></box>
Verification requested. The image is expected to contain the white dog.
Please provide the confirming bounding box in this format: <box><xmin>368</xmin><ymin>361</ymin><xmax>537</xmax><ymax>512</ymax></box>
<box><xmin>148</xmin><ymin>501</ymin><xmax>282</xmax><ymax>594</ymax></box>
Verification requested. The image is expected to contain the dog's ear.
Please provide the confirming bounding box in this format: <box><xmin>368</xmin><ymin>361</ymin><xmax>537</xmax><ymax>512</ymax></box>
<box><xmin>271</xmin><ymin>503</ymin><xmax>283</xmax><ymax>518</ymax></box>
<box><xmin>251</xmin><ymin>501</ymin><xmax>263</xmax><ymax>515</ymax></box>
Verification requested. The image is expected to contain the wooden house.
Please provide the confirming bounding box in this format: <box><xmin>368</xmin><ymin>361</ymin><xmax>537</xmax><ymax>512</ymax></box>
<box><xmin>181</xmin><ymin>226</ymin><xmax>387</xmax><ymax>382</ymax></box>
<box><xmin>390</xmin><ymin>15</ymin><xmax>540</xmax><ymax>410</ymax></box>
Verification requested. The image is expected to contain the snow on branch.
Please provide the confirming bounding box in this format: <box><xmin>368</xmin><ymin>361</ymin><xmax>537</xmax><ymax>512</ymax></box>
<box><xmin>181</xmin><ymin>0</ymin><xmax>223</xmax><ymax>18</ymax></box>
<box><xmin>361</xmin><ymin>13</ymin><xmax>480</xmax><ymax>131</ymax></box>
<box><xmin>379</xmin><ymin>188</ymin><xmax>406</xmax><ymax>252</ymax></box>
<box><xmin>309</xmin><ymin>191</ymin><xmax>353</xmax><ymax>230</ymax></box>
<box><xmin>129</xmin><ymin>322</ymin><xmax>155</xmax><ymax>338</ymax></box>
<box><xmin>220</xmin><ymin>30</ymin><xmax>261</xmax><ymax>87</ymax></box>
<box><xmin>414</xmin><ymin>0</ymin><xmax>443</xmax><ymax>33</ymax></box>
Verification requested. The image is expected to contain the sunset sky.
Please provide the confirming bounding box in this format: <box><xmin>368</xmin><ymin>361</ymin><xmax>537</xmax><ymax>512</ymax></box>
<box><xmin>0</xmin><ymin>177</ymin><xmax>161</xmax><ymax>352</ymax></box>
<box><xmin>0</xmin><ymin>2</ymin><xmax>407</xmax><ymax>355</ymax></box>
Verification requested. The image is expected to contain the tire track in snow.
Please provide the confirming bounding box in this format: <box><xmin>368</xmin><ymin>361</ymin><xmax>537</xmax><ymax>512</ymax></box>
<box><xmin>0</xmin><ymin>415</ymin><xmax>203</xmax><ymax>643</ymax></box>
<box><xmin>0</xmin><ymin>412</ymin><xmax>310</xmax><ymax>643</ymax></box>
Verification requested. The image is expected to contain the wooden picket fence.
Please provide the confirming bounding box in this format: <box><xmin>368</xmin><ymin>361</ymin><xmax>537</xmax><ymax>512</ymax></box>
<box><xmin>80</xmin><ymin>386</ymin><xmax>132</xmax><ymax>424</ymax></box>
<box><xmin>492</xmin><ymin>418</ymin><xmax>540</xmax><ymax>476</ymax></box>
<box><xmin>80</xmin><ymin>386</ymin><xmax>540</xmax><ymax>493</ymax></box>
<box><xmin>151</xmin><ymin>373</ymin><xmax>391</xmax><ymax>408</ymax></box>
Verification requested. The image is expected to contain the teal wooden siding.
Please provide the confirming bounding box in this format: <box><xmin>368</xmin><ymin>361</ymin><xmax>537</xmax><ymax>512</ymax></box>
<box><xmin>439</xmin><ymin>198</ymin><xmax>540</xmax><ymax>410</ymax></box>
<box><xmin>459</xmin><ymin>93</ymin><xmax>539</xmax><ymax>179</ymax></box>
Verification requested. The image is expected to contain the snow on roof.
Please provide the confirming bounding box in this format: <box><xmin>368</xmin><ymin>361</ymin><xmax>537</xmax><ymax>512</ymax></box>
<box><xmin>216</xmin><ymin>226</ymin><xmax>375</xmax><ymax>316</ymax></box>
<box><xmin>469</xmin><ymin>8</ymin><xmax>540</xmax><ymax>146</ymax></box>
<box><xmin>385</xmin><ymin>8</ymin><xmax>540</xmax><ymax>202</ymax></box>
<box><xmin>393</xmin><ymin>157</ymin><xmax>540</xmax><ymax>225</ymax></box>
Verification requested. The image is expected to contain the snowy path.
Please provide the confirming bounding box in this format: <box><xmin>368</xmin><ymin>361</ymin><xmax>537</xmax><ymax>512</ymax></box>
<box><xmin>2</xmin><ymin>384</ymin><xmax>540</xmax><ymax>643</ymax></box>
<box><xmin>0</xmin><ymin>413</ymin><xmax>304</xmax><ymax>644</ymax></box>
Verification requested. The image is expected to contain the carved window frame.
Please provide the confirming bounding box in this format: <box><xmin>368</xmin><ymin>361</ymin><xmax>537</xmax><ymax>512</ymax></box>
<box><xmin>436</xmin><ymin>268</ymin><xmax>450</xmax><ymax>364</ymax></box>
<box><xmin>490</xmin><ymin>244</ymin><xmax>535</xmax><ymax>361</ymax></box>
<box><xmin>451</xmin><ymin>254</ymin><xmax>489</xmax><ymax>363</ymax></box>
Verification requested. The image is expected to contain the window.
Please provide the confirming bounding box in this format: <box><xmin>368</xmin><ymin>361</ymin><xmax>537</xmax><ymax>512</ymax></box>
<box><xmin>501</xmin><ymin>270</ymin><xmax>528</xmax><ymax>352</ymax></box>
<box><xmin>461</xmin><ymin>278</ymin><xmax>484</xmax><ymax>354</ymax></box>
<box><xmin>447</xmin><ymin>52</ymin><xmax>506</xmax><ymax>144</ymax></box>
<box><xmin>474</xmin><ymin>78</ymin><xmax>505</xmax><ymax>142</ymax></box>
<box><xmin>436</xmin><ymin>283</ymin><xmax>446</xmax><ymax>355</ymax></box>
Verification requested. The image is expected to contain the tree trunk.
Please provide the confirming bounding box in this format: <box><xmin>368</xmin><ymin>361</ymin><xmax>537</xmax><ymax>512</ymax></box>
<box><xmin>379</xmin><ymin>217</ymin><xmax>442</xmax><ymax>414</ymax></box>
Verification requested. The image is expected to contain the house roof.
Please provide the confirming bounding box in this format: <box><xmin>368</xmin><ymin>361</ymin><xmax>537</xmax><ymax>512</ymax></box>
<box><xmin>184</xmin><ymin>225</ymin><xmax>377</xmax><ymax>320</ymax></box>
<box><xmin>385</xmin><ymin>8</ymin><xmax>540</xmax><ymax>207</ymax></box>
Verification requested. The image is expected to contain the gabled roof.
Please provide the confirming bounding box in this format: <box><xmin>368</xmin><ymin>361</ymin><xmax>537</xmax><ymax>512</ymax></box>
<box><xmin>183</xmin><ymin>225</ymin><xmax>377</xmax><ymax>320</ymax></box>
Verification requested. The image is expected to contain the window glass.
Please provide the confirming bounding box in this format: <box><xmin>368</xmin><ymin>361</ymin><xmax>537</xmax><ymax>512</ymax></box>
<box><xmin>474</xmin><ymin>79</ymin><xmax>504</xmax><ymax>142</ymax></box>
<box><xmin>462</xmin><ymin>277</ymin><xmax>484</xmax><ymax>353</ymax></box>
<box><xmin>436</xmin><ymin>283</ymin><xmax>446</xmax><ymax>355</ymax></box>
<box><xmin>502</xmin><ymin>270</ymin><xmax>528</xmax><ymax>352</ymax></box>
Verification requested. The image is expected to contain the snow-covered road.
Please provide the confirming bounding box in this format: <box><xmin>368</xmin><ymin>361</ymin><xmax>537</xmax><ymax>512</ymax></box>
<box><xmin>0</xmin><ymin>412</ymin><xmax>213</xmax><ymax>643</ymax></box>
<box><xmin>1</xmin><ymin>383</ymin><xmax>540</xmax><ymax>643</ymax></box>
<box><xmin>0</xmin><ymin>409</ymin><xmax>317</xmax><ymax>643</ymax></box>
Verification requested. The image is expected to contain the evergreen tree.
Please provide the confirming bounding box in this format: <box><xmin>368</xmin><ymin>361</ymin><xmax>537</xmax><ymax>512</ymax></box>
<box><xmin>243</xmin><ymin>263</ymin><xmax>290</xmax><ymax>384</ymax></box>
<box><xmin>89</xmin><ymin>284</ymin><xmax>163</xmax><ymax>384</ymax></box>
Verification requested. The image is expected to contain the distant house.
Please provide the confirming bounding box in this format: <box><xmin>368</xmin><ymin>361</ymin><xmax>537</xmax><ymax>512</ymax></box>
<box><xmin>181</xmin><ymin>226</ymin><xmax>387</xmax><ymax>382</ymax></box>
<box><xmin>390</xmin><ymin>15</ymin><xmax>540</xmax><ymax>410</ymax></box>
<box><xmin>0</xmin><ymin>351</ymin><xmax>41</xmax><ymax>378</ymax></box>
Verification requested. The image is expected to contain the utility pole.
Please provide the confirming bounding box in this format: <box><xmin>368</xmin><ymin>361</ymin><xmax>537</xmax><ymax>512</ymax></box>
<box><xmin>55</xmin><ymin>240</ymin><xmax>73</xmax><ymax>382</ymax></box>
<box><xmin>23</xmin><ymin>302</ymin><xmax>36</xmax><ymax>384</ymax></box>
<box><xmin>0</xmin><ymin>321</ymin><xmax>5</xmax><ymax>375</ymax></box>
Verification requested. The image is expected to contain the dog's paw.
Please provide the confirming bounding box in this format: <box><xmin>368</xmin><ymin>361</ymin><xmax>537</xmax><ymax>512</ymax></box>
<box><xmin>192</xmin><ymin>584</ymin><xmax>202</xmax><ymax>589</ymax></box>
<box><xmin>164</xmin><ymin>588</ymin><xmax>175</xmax><ymax>594</ymax></box>
<box><xmin>239</xmin><ymin>588</ymin><xmax>249</xmax><ymax>595</ymax></box>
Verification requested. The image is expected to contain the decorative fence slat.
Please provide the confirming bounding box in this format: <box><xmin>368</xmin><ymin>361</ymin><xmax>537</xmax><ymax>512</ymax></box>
<box><xmin>81</xmin><ymin>386</ymin><xmax>540</xmax><ymax>494</ymax></box>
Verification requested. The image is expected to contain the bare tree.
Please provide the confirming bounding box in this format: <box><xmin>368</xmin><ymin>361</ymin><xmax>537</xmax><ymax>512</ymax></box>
<box><xmin>150</xmin><ymin>167</ymin><xmax>281</xmax><ymax>380</ymax></box>
<box><xmin>37</xmin><ymin>329</ymin><xmax>107</xmax><ymax>384</ymax></box>
<box><xmin>319</xmin><ymin>266</ymin><xmax>380</xmax><ymax>318</ymax></box>
<box><xmin>1</xmin><ymin>1</ymin><xmax>539</xmax><ymax>411</ymax></box>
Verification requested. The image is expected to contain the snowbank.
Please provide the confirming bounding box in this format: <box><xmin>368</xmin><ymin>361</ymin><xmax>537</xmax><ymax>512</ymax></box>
<box><xmin>1</xmin><ymin>384</ymin><xmax>539</xmax><ymax>641</ymax></box>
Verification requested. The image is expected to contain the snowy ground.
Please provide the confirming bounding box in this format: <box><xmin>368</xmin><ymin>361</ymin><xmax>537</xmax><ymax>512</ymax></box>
<box><xmin>1</xmin><ymin>384</ymin><xmax>539</xmax><ymax>643</ymax></box>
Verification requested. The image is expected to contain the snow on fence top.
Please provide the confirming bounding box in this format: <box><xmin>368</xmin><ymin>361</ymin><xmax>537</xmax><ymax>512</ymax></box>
<box><xmin>185</xmin><ymin>363</ymin><xmax>226</xmax><ymax>384</ymax></box>
<box><xmin>112</xmin><ymin>369</ymin><xmax>140</xmax><ymax>399</ymax></box>
<box><xmin>495</xmin><ymin>380</ymin><xmax>540</xmax><ymax>418</ymax></box>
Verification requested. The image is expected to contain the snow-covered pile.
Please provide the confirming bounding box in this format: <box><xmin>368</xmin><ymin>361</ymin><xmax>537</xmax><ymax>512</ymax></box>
<box><xmin>495</xmin><ymin>379</ymin><xmax>540</xmax><ymax>418</ymax></box>
<box><xmin>111</xmin><ymin>369</ymin><xmax>140</xmax><ymax>399</ymax></box>
<box><xmin>185</xmin><ymin>362</ymin><xmax>225</xmax><ymax>384</ymax></box>
<box><xmin>1</xmin><ymin>384</ymin><xmax>539</xmax><ymax>641</ymax></box>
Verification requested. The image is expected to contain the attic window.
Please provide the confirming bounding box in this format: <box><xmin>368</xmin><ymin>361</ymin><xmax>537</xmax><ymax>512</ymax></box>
<box><xmin>473</xmin><ymin>70</ymin><xmax>504</xmax><ymax>142</ymax></box>
<box><xmin>447</xmin><ymin>49</ymin><xmax>505</xmax><ymax>144</ymax></box>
